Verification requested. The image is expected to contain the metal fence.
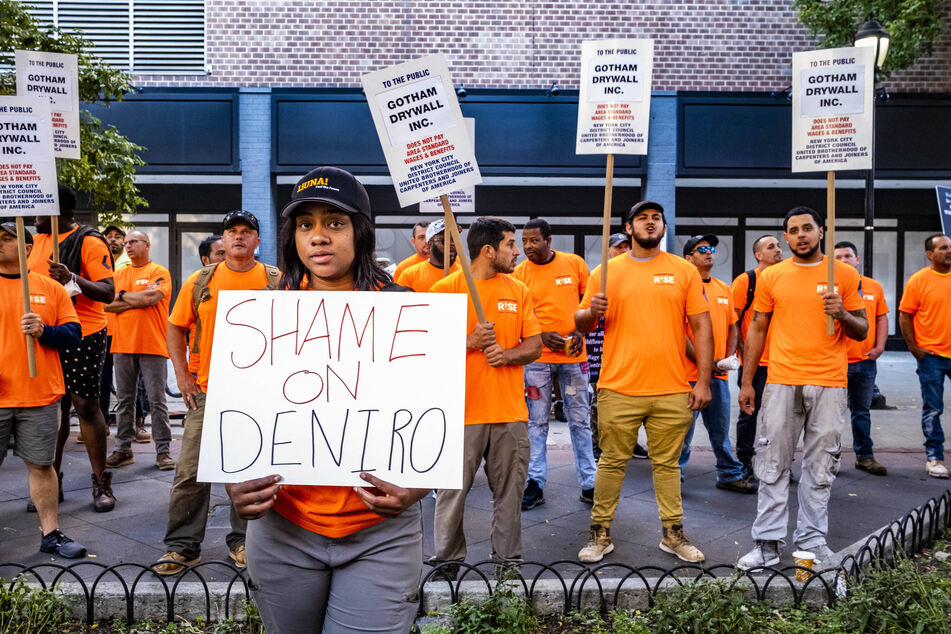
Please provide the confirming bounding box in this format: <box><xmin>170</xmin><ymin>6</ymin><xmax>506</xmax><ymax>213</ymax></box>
<box><xmin>2</xmin><ymin>489</ymin><xmax>949</xmax><ymax>625</ymax></box>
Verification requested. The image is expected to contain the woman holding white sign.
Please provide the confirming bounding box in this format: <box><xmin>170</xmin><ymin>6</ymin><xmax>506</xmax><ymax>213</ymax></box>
<box><xmin>227</xmin><ymin>166</ymin><xmax>429</xmax><ymax>634</ymax></box>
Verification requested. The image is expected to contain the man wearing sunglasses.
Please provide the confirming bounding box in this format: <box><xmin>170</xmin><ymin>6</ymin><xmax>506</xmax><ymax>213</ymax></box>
<box><xmin>679</xmin><ymin>235</ymin><xmax>754</xmax><ymax>494</ymax></box>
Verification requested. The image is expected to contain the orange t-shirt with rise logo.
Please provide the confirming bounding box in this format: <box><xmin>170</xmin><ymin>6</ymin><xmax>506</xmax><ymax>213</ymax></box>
<box><xmin>848</xmin><ymin>275</ymin><xmax>888</xmax><ymax>363</ymax></box>
<box><xmin>898</xmin><ymin>267</ymin><xmax>951</xmax><ymax>358</ymax></box>
<box><xmin>393</xmin><ymin>252</ymin><xmax>425</xmax><ymax>280</ymax></box>
<box><xmin>512</xmin><ymin>251</ymin><xmax>590</xmax><ymax>364</ymax></box>
<box><xmin>168</xmin><ymin>262</ymin><xmax>271</xmax><ymax>391</ymax></box>
<box><xmin>754</xmin><ymin>256</ymin><xmax>864</xmax><ymax>387</ymax></box>
<box><xmin>396</xmin><ymin>259</ymin><xmax>461</xmax><ymax>292</ymax></box>
<box><xmin>684</xmin><ymin>276</ymin><xmax>736</xmax><ymax>381</ymax></box>
<box><xmin>732</xmin><ymin>270</ymin><xmax>771</xmax><ymax>366</ymax></box>
<box><xmin>29</xmin><ymin>227</ymin><xmax>113</xmax><ymax>337</ymax></box>
<box><xmin>110</xmin><ymin>261</ymin><xmax>172</xmax><ymax>357</ymax></box>
<box><xmin>431</xmin><ymin>270</ymin><xmax>541</xmax><ymax>425</ymax></box>
<box><xmin>0</xmin><ymin>273</ymin><xmax>79</xmax><ymax>407</ymax></box>
<box><xmin>580</xmin><ymin>252</ymin><xmax>709</xmax><ymax>397</ymax></box>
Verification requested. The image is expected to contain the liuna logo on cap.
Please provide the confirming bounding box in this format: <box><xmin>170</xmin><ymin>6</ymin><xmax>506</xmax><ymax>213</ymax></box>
<box><xmin>297</xmin><ymin>176</ymin><xmax>340</xmax><ymax>193</ymax></box>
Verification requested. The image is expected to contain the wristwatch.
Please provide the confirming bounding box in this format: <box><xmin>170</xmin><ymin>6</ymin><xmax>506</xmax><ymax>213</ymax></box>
<box><xmin>118</xmin><ymin>290</ymin><xmax>127</xmax><ymax>301</ymax></box>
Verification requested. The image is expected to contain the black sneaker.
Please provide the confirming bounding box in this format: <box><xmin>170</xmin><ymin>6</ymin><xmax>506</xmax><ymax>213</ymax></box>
<box><xmin>632</xmin><ymin>443</ymin><xmax>649</xmax><ymax>459</ymax></box>
<box><xmin>553</xmin><ymin>400</ymin><xmax>567</xmax><ymax>422</ymax></box>
<box><xmin>579</xmin><ymin>488</ymin><xmax>594</xmax><ymax>504</ymax></box>
<box><xmin>40</xmin><ymin>529</ymin><xmax>86</xmax><ymax>559</ymax></box>
<box><xmin>521</xmin><ymin>479</ymin><xmax>544</xmax><ymax>510</ymax></box>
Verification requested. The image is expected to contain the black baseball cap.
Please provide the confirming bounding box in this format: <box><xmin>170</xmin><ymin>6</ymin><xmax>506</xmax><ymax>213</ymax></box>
<box><xmin>0</xmin><ymin>222</ymin><xmax>32</xmax><ymax>244</ymax></box>
<box><xmin>223</xmin><ymin>209</ymin><xmax>260</xmax><ymax>232</ymax></box>
<box><xmin>683</xmin><ymin>234</ymin><xmax>719</xmax><ymax>257</ymax></box>
<box><xmin>608</xmin><ymin>232</ymin><xmax>630</xmax><ymax>248</ymax></box>
<box><xmin>102</xmin><ymin>224</ymin><xmax>125</xmax><ymax>237</ymax></box>
<box><xmin>625</xmin><ymin>200</ymin><xmax>665</xmax><ymax>224</ymax></box>
<box><xmin>281</xmin><ymin>166</ymin><xmax>371</xmax><ymax>219</ymax></box>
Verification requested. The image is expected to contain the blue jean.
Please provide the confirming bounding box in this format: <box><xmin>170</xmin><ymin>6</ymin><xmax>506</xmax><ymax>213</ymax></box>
<box><xmin>917</xmin><ymin>354</ymin><xmax>951</xmax><ymax>461</ymax></box>
<box><xmin>524</xmin><ymin>361</ymin><xmax>596</xmax><ymax>489</ymax></box>
<box><xmin>847</xmin><ymin>359</ymin><xmax>877</xmax><ymax>460</ymax></box>
<box><xmin>679</xmin><ymin>377</ymin><xmax>744</xmax><ymax>482</ymax></box>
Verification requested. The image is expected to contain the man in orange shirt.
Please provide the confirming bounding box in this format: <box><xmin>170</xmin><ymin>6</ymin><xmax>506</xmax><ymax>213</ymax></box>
<box><xmin>512</xmin><ymin>217</ymin><xmax>596</xmax><ymax>508</ymax></box>
<box><xmin>29</xmin><ymin>186</ymin><xmax>116</xmax><ymax>513</ymax></box>
<box><xmin>737</xmin><ymin>207</ymin><xmax>867</xmax><ymax>570</ymax></box>
<box><xmin>99</xmin><ymin>224</ymin><xmax>129</xmax><ymax>432</ymax></box>
<box><xmin>678</xmin><ymin>234</ymin><xmax>754</xmax><ymax>493</ymax></box>
<box><xmin>0</xmin><ymin>223</ymin><xmax>87</xmax><ymax>558</ymax></box>
<box><xmin>899</xmin><ymin>234</ymin><xmax>951</xmax><ymax>479</ymax></box>
<box><xmin>158</xmin><ymin>210</ymin><xmax>280</xmax><ymax>575</ymax></box>
<box><xmin>103</xmin><ymin>231</ymin><xmax>174</xmax><ymax>470</ymax></box>
<box><xmin>393</xmin><ymin>221</ymin><xmax>431</xmax><ymax>280</ymax></box>
<box><xmin>396</xmin><ymin>218</ymin><xmax>459</xmax><ymax>291</ymax></box>
<box><xmin>575</xmin><ymin>201</ymin><xmax>713</xmax><ymax>564</ymax></box>
<box><xmin>431</xmin><ymin>217</ymin><xmax>542</xmax><ymax>573</ymax></box>
<box><xmin>834</xmin><ymin>241</ymin><xmax>889</xmax><ymax>476</ymax></box>
<box><xmin>731</xmin><ymin>235</ymin><xmax>783</xmax><ymax>481</ymax></box>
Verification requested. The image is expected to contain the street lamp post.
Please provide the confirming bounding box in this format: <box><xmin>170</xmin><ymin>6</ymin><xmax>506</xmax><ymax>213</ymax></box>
<box><xmin>854</xmin><ymin>17</ymin><xmax>890</xmax><ymax>278</ymax></box>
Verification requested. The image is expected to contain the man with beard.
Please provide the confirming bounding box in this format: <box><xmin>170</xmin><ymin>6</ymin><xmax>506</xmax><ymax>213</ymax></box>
<box><xmin>29</xmin><ymin>186</ymin><xmax>116</xmax><ymax>512</ymax></box>
<box><xmin>396</xmin><ymin>218</ymin><xmax>459</xmax><ymax>291</ymax></box>
<box><xmin>576</xmin><ymin>201</ymin><xmax>713</xmax><ymax>564</ymax></box>
<box><xmin>512</xmin><ymin>217</ymin><xmax>596</xmax><ymax>508</ymax></box>
<box><xmin>731</xmin><ymin>235</ymin><xmax>784</xmax><ymax>481</ymax></box>
<box><xmin>98</xmin><ymin>225</ymin><xmax>128</xmax><ymax>433</ymax></box>
<box><xmin>737</xmin><ymin>206</ymin><xmax>866</xmax><ymax>570</ymax></box>
<box><xmin>430</xmin><ymin>217</ymin><xmax>542</xmax><ymax>573</ymax></box>
<box><xmin>393</xmin><ymin>221</ymin><xmax>431</xmax><ymax>280</ymax></box>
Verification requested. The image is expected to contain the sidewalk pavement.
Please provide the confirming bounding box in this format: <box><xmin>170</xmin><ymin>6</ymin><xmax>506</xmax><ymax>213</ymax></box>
<box><xmin>1</xmin><ymin>352</ymin><xmax>948</xmax><ymax>578</ymax></box>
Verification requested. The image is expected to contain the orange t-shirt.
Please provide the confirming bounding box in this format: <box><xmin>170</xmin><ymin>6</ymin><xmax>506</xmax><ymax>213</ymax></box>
<box><xmin>0</xmin><ymin>273</ymin><xmax>79</xmax><ymax>407</ymax></box>
<box><xmin>731</xmin><ymin>269</ymin><xmax>771</xmax><ymax>366</ymax></box>
<box><xmin>580</xmin><ymin>252</ymin><xmax>709</xmax><ymax>397</ymax></box>
<box><xmin>28</xmin><ymin>227</ymin><xmax>113</xmax><ymax>337</ymax></box>
<box><xmin>754</xmin><ymin>256</ymin><xmax>864</xmax><ymax>387</ymax></box>
<box><xmin>168</xmin><ymin>262</ymin><xmax>271</xmax><ymax>391</ymax></box>
<box><xmin>685</xmin><ymin>276</ymin><xmax>736</xmax><ymax>381</ymax></box>
<box><xmin>396</xmin><ymin>259</ymin><xmax>461</xmax><ymax>292</ymax></box>
<box><xmin>848</xmin><ymin>275</ymin><xmax>888</xmax><ymax>363</ymax></box>
<box><xmin>898</xmin><ymin>267</ymin><xmax>951</xmax><ymax>358</ymax></box>
<box><xmin>512</xmin><ymin>251</ymin><xmax>590</xmax><ymax>364</ymax></box>
<box><xmin>110</xmin><ymin>261</ymin><xmax>172</xmax><ymax>357</ymax></box>
<box><xmin>393</xmin><ymin>252</ymin><xmax>425</xmax><ymax>280</ymax></box>
<box><xmin>430</xmin><ymin>270</ymin><xmax>541</xmax><ymax>425</ymax></box>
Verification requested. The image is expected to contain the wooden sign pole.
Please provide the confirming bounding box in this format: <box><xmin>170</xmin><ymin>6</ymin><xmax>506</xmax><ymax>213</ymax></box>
<box><xmin>599</xmin><ymin>153</ymin><xmax>615</xmax><ymax>291</ymax></box>
<box><xmin>440</xmin><ymin>194</ymin><xmax>487</xmax><ymax>324</ymax></box>
<box><xmin>826</xmin><ymin>170</ymin><xmax>836</xmax><ymax>335</ymax></box>
<box><xmin>443</xmin><ymin>207</ymin><xmax>451</xmax><ymax>276</ymax></box>
<box><xmin>51</xmin><ymin>216</ymin><xmax>60</xmax><ymax>263</ymax></box>
<box><xmin>16</xmin><ymin>217</ymin><xmax>37</xmax><ymax>378</ymax></box>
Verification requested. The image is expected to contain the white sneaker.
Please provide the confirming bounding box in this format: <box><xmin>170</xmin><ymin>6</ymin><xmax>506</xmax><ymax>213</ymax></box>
<box><xmin>810</xmin><ymin>544</ymin><xmax>837</xmax><ymax>568</ymax></box>
<box><xmin>926</xmin><ymin>460</ymin><xmax>949</xmax><ymax>479</ymax></box>
<box><xmin>737</xmin><ymin>540</ymin><xmax>781</xmax><ymax>570</ymax></box>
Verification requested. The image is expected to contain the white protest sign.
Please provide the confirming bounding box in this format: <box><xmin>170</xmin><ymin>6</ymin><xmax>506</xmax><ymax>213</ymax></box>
<box><xmin>0</xmin><ymin>96</ymin><xmax>59</xmax><ymax>216</ymax></box>
<box><xmin>361</xmin><ymin>55</ymin><xmax>481</xmax><ymax>208</ymax></box>
<box><xmin>792</xmin><ymin>46</ymin><xmax>874</xmax><ymax>173</ymax></box>
<box><xmin>419</xmin><ymin>118</ymin><xmax>475</xmax><ymax>214</ymax></box>
<box><xmin>198</xmin><ymin>290</ymin><xmax>467</xmax><ymax>488</ymax></box>
<box><xmin>576</xmin><ymin>39</ymin><xmax>654</xmax><ymax>155</ymax></box>
<box><xmin>16</xmin><ymin>50</ymin><xmax>80</xmax><ymax>159</ymax></box>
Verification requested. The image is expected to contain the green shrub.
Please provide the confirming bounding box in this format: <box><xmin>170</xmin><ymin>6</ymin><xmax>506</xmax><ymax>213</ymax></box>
<box><xmin>0</xmin><ymin>577</ymin><xmax>72</xmax><ymax>633</ymax></box>
<box><xmin>450</xmin><ymin>576</ymin><xmax>539</xmax><ymax>634</ymax></box>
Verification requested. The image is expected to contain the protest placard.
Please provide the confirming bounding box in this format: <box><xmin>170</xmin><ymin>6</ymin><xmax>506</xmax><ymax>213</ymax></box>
<box><xmin>576</xmin><ymin>39</ymin><xmax>653</xmax><ymax>155</ymax></box>
<box><xmin>936</xmin><ymin>186</ymin><xmax>951</xmax><ymax>238</ymax></box>
<box><xmin>16</xmin><ymin>50</ymin><xmax>80</xmax><ymax>160</ymax></box>
<box><xmin>419</xmin><ymin>118</ymin><xmax>475</xmax><ymax>214</ymax></box>
<box><xmin>792</xmin><ymin>46</ymin><xmax>874</xmax><ymax>173</ymax></box>
<box><xmin>197</xmin><ymin>290</ymin><xmax>467</xmax><ymax>488</ymax></box>
<box><xmin>0</xmin><ymin>96</ymin><xmax>59</xmax><ymax>216</ymax></box>
<box><xmin>361</xmin><ymin>55</ymin><xmax>481</xmax><ymax>209</ymax></box>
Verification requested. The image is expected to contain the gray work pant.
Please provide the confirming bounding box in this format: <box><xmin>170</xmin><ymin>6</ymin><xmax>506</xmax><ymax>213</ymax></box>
<box><xmin>247</xmin><ymin>504</ymin><xmax>422</xmax><ymax>634</ymax></box>
<box><xmin>113</xmin><ymin>353</ymin><xmax>171</xmax><ymax>454</ymax></box>
<box><xmin>434</xmin><ymin>421</ymin><xmax>530</xmax><ymax>563</ymax></box>
<box><xmin>164</xmin><ymin>391</ymin><xmax>246</xmax><ymax>557</ymax></box>
<box><xmin>751</xmin><ymin>384</ymin><xmax>846</xmax><ymax>549</ymax></box>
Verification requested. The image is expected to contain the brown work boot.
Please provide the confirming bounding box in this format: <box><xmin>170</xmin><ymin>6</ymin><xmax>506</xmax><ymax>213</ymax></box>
<box><xmin>578</xmin><ymin>524</ymin><xmax>614</xmax><ymax>563</ymax></box>
<box><xmin>134</xmin><ymin>425</ymin><xmax>152</xmax><ymax>443</ymax></box>
<box><xmin>855</xmin><ymin>457</ymin><xmax>887</xmax><ymax>476</ymax></box>
<box><xmin>105</xmin><ymin>450</ymin><xmax>134</xmax><ymax>468</ymax></box>
<box><xmin>92</xmin><ymin>471</ymin><xmax>116</xmax><ymax>513</ymax></box>
<box><xmin>229</xmin><ymin>544</ymin><xmax>247</xmax><ymax>569</ymax></box>
<box><xmin>659</xmin><ymin>524</ymin><xmax>705</xmax><ymax>562</ymax></box>
<box><xmin>155</xmin><ymin>452</ymin><xmax>176</xmax><ymax>471</ymax></box>
<box><xmin>153</xmin><ymin>551</ymin><xmax>200</xmax><ymax>576</ymax></box>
